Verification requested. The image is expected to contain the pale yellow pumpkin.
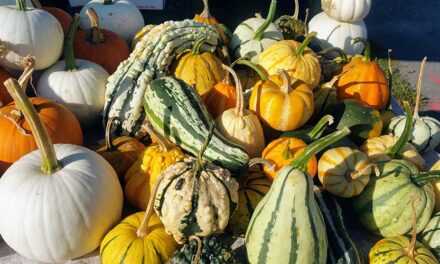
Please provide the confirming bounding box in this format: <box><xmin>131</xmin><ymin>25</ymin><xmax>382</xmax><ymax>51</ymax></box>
<box><xmin>215</xmin><ymin>65</ymin><xmax>265</xmax><ymax>158</ymax></box>
<box><xmin>258</xmin><ymin>33</ymin><xmax>321</xmax><ymax>88</ymax></box>
<box><xmin>124</xmin><ymin>123</ymin><xmax>186</xmax><ymax>210</ymax></box>
<box><xmin>430</xmin><ymin>160</ymin><xmax>440</xmax><ymax>212</ymax></box>
<box><xmin>318</xmin><ymin>147</ymin><xmax>375</xmax><ymax>198</ymax></box>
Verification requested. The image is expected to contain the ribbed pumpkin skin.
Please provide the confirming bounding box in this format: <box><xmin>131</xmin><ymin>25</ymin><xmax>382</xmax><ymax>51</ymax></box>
<box><xmin>336</xmin><ymin>57</ymin><xmax>389</xmax><ymax>110</ymax></box>
<box><xmin>74</xmin><ymin>29</ymin><xmax>130</xmax><ymax>74</ymax></box>
<box><xmin>249</xmin><ymin>76</ymin><xmax>314</xmax><ymax>131</ymax></box>
<box><xmin>318</xmin><ymin>147</ymin><xmax>371</xmax><ymax>198</ymax></box>
<box><xmin>0</xmin><ymin>98</ymin><xmax>83</xmax><ymax>175</ymax></box>
<box><xmin>431</xmin><ymin>160</ymin><xmax>440</xmax><ymax>212</ymax></box>
<box><xmin>0</xmin><ymin>67</ymin><xmax>12</xmax><ymax>106</ymax></box>
<box><xmin>124</xmin><ymin>144</ymin><xmax>185</xmax><ymax>210</ymax></box>
<box><xmin>258</xmin><ymin>40</ymin><xmax>321</xmax><ymax>88</ymax></box>
<box><xmin>352</xmin><ymin>160</ymin><xmax>435</xmax><ymax>237</ymax></box>
<box><xmin>245</xmin><ymin>165</ymin><xmax>327</xmax><ymax>264</ymax></box>
<box><xmin>171</xmin><ymin>51</ymin><xmax>224</xmax><ymax>96</ymax></box>
<box><xmin>369</xmin><ymin>236</ymin><xmax>438</xmax><ymax>264</ymax></box>
<box><xmin>100</xmin><ymin>212</ymin><xmax>178</xmax><ymax>264</ymax></box>
<box><xmin>360</xmin><ymin>135</ymin><xmax>425</xmax><ymax>170</ymax></box>
<box><xmin>262</xmin><ymin>137</ymin><xmax>317</xmax><ymax>180</ymax></box>
<box><xmin>421</xmin><ymin>212</ymin><xmax>440</xmax><ymax>259</ymax></box>
<box><xmin>229</xmin><ymin>168</ymin><xmax>272</xmax><ymax>236</ymax></box>
<box><xmin>43</xmin><ymin>7</ymin><xmax>72</xmax><ymax>33</ymax></box>
<box><xmin>202</xmin><ymin>81</ymin><xmax>237</xmax><ymax>119</ymax></box>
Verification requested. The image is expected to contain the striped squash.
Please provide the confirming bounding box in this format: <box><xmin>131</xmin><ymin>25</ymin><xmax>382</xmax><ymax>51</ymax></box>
<box><xmin>143</xmin><ymin>76</ymin><xmax>250</xmax><ymax>172</ymax></box>
<box><xmin>245</xmin><ymin>127</ymin><xmax>351</xmax><ymax>264</ymax></box>
<box><xmin>421</xmin><ymin>212</ymin><xmax>440</xmax><ymax>259</ymax></box>
<box><xmin>430</xmin><ymin>160</ymin><xmax>440</xmax><ymax>212</ymax></box>
<box><xmin>103</xmin><ymin>19</ymin><xmax>220</xmax><ymax>137</ymax></box>
<box><xmin>314</xmin><ymin>187</ymin><xmax>362</xmax><ymax>264</ymax></box>
<box><xmin>230</xmin><ymin>0</ymin><xmax>283</xmax><ymax>62</ymax></box>
<box><xmin>352</xmin><ymin>159</ymin><xmax>436</xmax><ymax>237</ymax></box>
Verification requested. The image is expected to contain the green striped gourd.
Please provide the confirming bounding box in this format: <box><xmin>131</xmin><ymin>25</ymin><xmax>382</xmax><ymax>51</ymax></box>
<box><xmin>314</xmin><ymin>187</ymin><xmax>362</xmax><ymax>264</ymax></box>
<box><xmin>352</xmin><ymin>159</ymin><xmax>438</xmax><ymax>237</ymax></box>
<box><xmin>246</xmin><ymin>127</ymin><xmax>351</xmax><ymax>264</ymax></box>
<box><xmin>144</xmin><ymin>76</ymin><xmax>249</xmax><ymax>172</ymax></box>
<box><xmin>103</xmin><ymin>19</ymin><xmax>220</xmax><ymax>137</ymax></box>
<box><xmin>421</xmin><ymin>212</ymin><xmax>440</xmax><ymax>259</ymax></box>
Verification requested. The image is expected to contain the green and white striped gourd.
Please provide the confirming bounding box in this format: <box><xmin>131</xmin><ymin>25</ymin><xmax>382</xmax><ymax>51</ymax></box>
<box><xmin>144</xmin><ymin>76</ymin><xmax>249</xmax><ymax>172</ymax></box>
<box><xmin>103</xmin><ymin>19</ymin><xmax>220</xmax><ymax>137</ymax></box>
<box><xmin>421</xmin><ymin>212</ymin><xmax>440</xmax><ymax>259</ymax></box>
<box><xmin>245</xmin><ymin>127</ymin><xmax>352</xmax><ymax>264</ymax></box>
<box><xmin>314</xmin><ymin>187</ymin><xmax>362</xmax><ymax>264</ymax></box>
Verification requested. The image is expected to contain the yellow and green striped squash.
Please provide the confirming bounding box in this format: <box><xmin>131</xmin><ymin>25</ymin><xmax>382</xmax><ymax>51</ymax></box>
<box><xmin>421</xmin><ymin>212</ymin><xmax>440</xmax><ymax>259</ymax></box>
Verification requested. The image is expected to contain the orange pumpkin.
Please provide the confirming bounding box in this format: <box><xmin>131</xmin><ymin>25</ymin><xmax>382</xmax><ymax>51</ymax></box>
<box><xmin>0</xmin><ymin>67</ymin><xmax>12</xmax><ymax>107</ymax></box>
<box><xmin>31</xmin><ymin>0</ymin><xmax>72</xmax><ymax>33</ymax></box>
<box><xmin>336</xmin><ymin>38</ymin><xmax>390</xmax><ymax>110</ymax></box>
<box><xmin>96</xmin><ymin>117</ymin><xmax>145</xmax><ymax>179</ymax></box>
<box><xmin>262</xmin><ymin>137</ymin><xmax>317</xmax><ymax>181</ymax></box>
<box><xmin>73</xmin><ymin>8</ymin><xmax>130</xmax><ymax>73</ymax></box>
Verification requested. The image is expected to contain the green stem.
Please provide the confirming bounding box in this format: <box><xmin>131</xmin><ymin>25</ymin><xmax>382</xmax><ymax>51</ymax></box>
<box><xmin>296</xmin><ymin>32</ymin><xmax>316</xmax><ymax>56</ymax></box>
<box><xmin>191</xmin><ymin>35</ymin><xmax>208</xmax><ymax>55</ymax></box>
<box><xmin>86</xmin><ymin>8</ymin><xmax>106</xmax><ymax>44</ymax></box>
<box><xmin>236</xmin><ymin>59</ymin><xmax>268</xmax><ymax>81</ymax></box>
<box><xmin>282</xmin><ymin>141</ymin><xmax>293</xmax><ymax>160</ymax></box>
<box><xmin>30</xmin><ymin>0</ymin><xmax>42</xmax><ymax>9</ymax></box>
<box><xmin>291</xmin><ymin>127</ymin><xmax>351</xmax><ymax>173</ymax></box>
<box><xmin>4</xmin><ymin>79</ymin><xmax>62</xmax><ymax>174</ymax></box>
<box><xmin>318</xmin><ymin>47</ymin><xmax>348</xmax><ymax>63</ymax></box>
<box><xmin>411</xmin><ymin>171</ymin><xmax>440</xmax><ymax>186</ymax></box>
<box><xmin>308</xmin><ymin>115</ymin><xmax>334</xmax><ymax>140</ymax></box>
<box><xmin>64</xmin><ymin>14</ymin><xmax>80</xmax><ymax>71</ymax></box>
<box><xmin>387</xmin><ymin>101</ymin><xmax>413</xmax><ymax>159</ymax></box>
<box><xmin>16</xmin><ymin>0</ymin><xmax>27</xmax><ymax>11</ymax></box>
<box><xmin>352</xmin><ymin>38</ymin><xmax>371</xmax><ymax>62</ymax></box>
<box><xmin>254</xmin><ymin>0</ymin><xmax>277</xmax><ymax>41</ymax></box>
<box><xmin>103</xmin><ymin>0</ymin><xmax>113</xmax><ymax>5</ymax></box>
<box><xmin>196</xmin><ymin>122</ymin><xmax>216</xmax><ymax>173</ymax></box>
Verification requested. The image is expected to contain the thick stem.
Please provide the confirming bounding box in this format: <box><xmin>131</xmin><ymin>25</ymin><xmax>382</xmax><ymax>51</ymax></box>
<box><xmin>103</xmin><ymin>0</ymin><xmax>113</xmax><ymax>5</ymax></box>
<box><xmin>199</xmin><ymin>0</ymin><xmax>212</xmax><ymax>18</ymax></box>
<box><xmin>4</xmin><ymin>79</ymin><xmax>61</xmax><ymax>174</ymax></box>
<box><xmin>350</xmin><ymin>163</ymin><xmax>379</xmax><ymax>180</ymax></box>
<box><xmin>222</xmin><ymin>64</ymin><xmax>244</xmax><ymax>116</ymax></box>
<box><xmin>144</xmin><ymin>123</ymin><xmax>173</xmax><ymax>152</ymax></box>
<box><xmin>18</xmin><ymin>55</ymin><xmax>35</xmax><ymax>91</ymax></box>
<box><xmin>196</xmin><ymin>122</ymin><xmax>215</xmax><ymax>173</ymax></box>
<box><xmin>296</xmin><ymin>32</ymin><xmax>316</xmax><ymax>56</ymax></box>
<box><xmin>105</xmin><ymin>117</ymin><xmax>119</xmax><ymax>151</ymax></box>
<box><xmin>282</xmin><ymin>140</ymin><xmax>293</xmax><ymax>160</ymax></box>
<box><xmin>191</xmin><ymin>35</ymin><xmax>208</xmax><ymax>55</ymax></box>
<box><xmin>0</xmin><ymin>40</ymin><xmax>26</xmax><ymax>69</ymax></box>
<box><xmin>308</xmin><ymin>115</ymin><xmax>333</xmax><ymax>140</ymax></box>
<box><xmin>293</xmin><ymin>0</ymin><xmax>299</xmax><ymax>19</ymax></box>
<box><xmin>64</xmin><ymin>14</ymin><xmax>80</xmax><ymax>71</ymax></box>
<box><xmin>16</xmin><ymin>0</ymin><xmax>27</xmax><ymax>11</ymax></box>
<box><xmin>254</xmin><ymin>0</ymin><xmax>277</xmax><ymax>41</ymax></box>
<box><xmin>407</xmin><ymin>197</ymin><xmax>418</xmax><ymax>259</ymax></box>
<box><xmin>30</xmin><ymin>0</ymin><xmax>42</xmax><ymax>9</ymax></box>
<box><xmin>190</xmin><ymin>235</ymin><xmax>203</xmax><ymax>264</ymax></box>
<box><xmin>414</xmin><ymin>57</ymin><xmax>427</xmax><ymax>119</ymax></box>
<box><xmin>136</xmin><ymin>173</ymin><xmax>165</xmax><ymax>238</ymax></box>
<box><xmin>236</xmin><ymin>59</ymin><xmax>268</xmax><ymax>81</ymax></box>
<box><xmin>411</xmin><ymin>170</ymin><xmax>440</xmax><ymax>186</ymax></box>
<box><xmin>291</xmin><ymin>127</ymin><xmax>351</xmax><ymax>172</ymax></box>
<box><xmin>86</xmin><ymin>8</ymin><xmax>106</xmax><ymax>44</ymax></box>
<box><xmin>238</xmin><ymin>158</ymin><xmax>274</xmax><ymax>184</ymax></box>
<box><xmin>387</xmin><ymin>102</ymin><xmax>413</xmax><ymax>158</ymax></box>
<box><xmin>318</xmin><ymin>47</ymin><xmax>348</xmax><ymax>63</ymax></box>
<box><xmin>352</xmin><ymin>38</ymin><xmax>371</xmax><ymax>62</ymax></box>
<box><xmin>279</xmin><ymin>70</ymin><xmax>292</xmax><ymax>94</ymax></box>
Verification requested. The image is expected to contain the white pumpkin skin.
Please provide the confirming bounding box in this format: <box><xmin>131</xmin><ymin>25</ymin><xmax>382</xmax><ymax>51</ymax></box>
<box><xmin>308</xmin><ymin>12</ymin><xmax>367</xmax><ymax>56</ymax></box>
<box><xmin>0</xmin><ymin>6</ymin><xmax>63</xmax><ymax>70</ymax></box>
<box><xmin>79</xmin><ymin>0</ymin><xmax>145</xmax><ymax>43</ymax></box>
<box><xmin>389</xmin><ymin>116</ymin><xmax>440</xmax><ymax>153</ymax></box>
<box><xmin>37</xmin><ymin>59</ymin><xmax>109</xmax><ymax>127</ymax></box>
<box><xmin>0</xmin><ymin>144</ymin><xmax>123</xmax><ymax>263</ymax></box>
<box><xmin>321</xmin><ymin>0</ymin><xmax>372</xmax><ymax>22</ymax></box>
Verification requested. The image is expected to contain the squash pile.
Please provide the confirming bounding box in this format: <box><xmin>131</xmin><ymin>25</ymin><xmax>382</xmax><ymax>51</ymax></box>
<box><xmin>0</xmin><ymin>1</ymin><xmax>439</xmax><ymax>264</ymax></box>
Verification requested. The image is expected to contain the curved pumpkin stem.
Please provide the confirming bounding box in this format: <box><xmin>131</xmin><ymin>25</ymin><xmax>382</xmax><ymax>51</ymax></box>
<box><xmin>292</xmin><ymin>0</ymin><xmax>299</xmax><ymax>20</ymax></box>
<box><xmin>279</xmin><ymin>70</ymin><xmax>292</xmax><ymax>94</ymax></box>
<box><xmin>350</xmin><ymin>163</ymin><xmax>379</xmax><ymax>180</ymax></box>
<box><xmin>238</xmin><ymin>157</ymin><xmax>274</xmax><ymax>185</ymax></box>
<box><xmin>296</xmin><ymin>32</ymin><xmax>316</xmax><ymax>56</ymax></box>
<box><xmin>30</xmin><ymin>0</ymin><xmax>42</xmax><ymax>9</ymax></box>
<box><xmin>254</xmin><ymin>0</ymin><xmax>277</xmax><ymax>41</ymax></box>
<box><xmin>86</xmin><ymin>8</ymin><xmax>106</xmax><ymax>44</ymax></box>
<box><xmin>64</xmin><ymin>14</ymin><xmax>80</xmax><ymax>71</ymax></box>
<box><xmin>414</xmin><ymin>57</ymin><xmax>427</xmax><ymax>119</ymax></box>
<box><xmin>16</xmin><ymin>0</ymin><xmax>27</xmax><ymax>11</ymax></box>
<box><xmin>407</xmin><ymin>196</ymin><xmax>419</xmax><ymax>259</ymax></box>
<box><xmin>191</xmin><ymin>35</ymin><xmax>209</xmax><ymax>55</ymax></box>
<box><xmin>144</xmin><ymin>122</ymin><xmax>173</xmax><ymax>152</ymax></box>
<box><xmin>308</xmin><ymin>115</ymin><xmax>334</xmax><ymax>140</ymax></box>
<box><xmin>4</xmin><ymin>78</ymin><xmax>62</xmax><ymax>174</ymax></box>
<box><xmin>190</xmin><ymin>235</ymin><xmax>203</xmax><ymax>264</ymax></box>
<box><xmin>387</xmin><ymin>101</ymin><xmax>413</xmax><ymax>159</ymax></box>
<box><xmin>318</xmin><ymin>47</ymin><xmax>348</xmax><ymax>64</ymax></box>
<box><xmin>352</xmin><ymin>38</ymin><xmax>371</xmax><ymax>62</ymax></box>
<box><xmin>304</xmin><ymin>8</ymin><xmax>310</xmax><ymax>32</ymax></box>
<box><xmin>105</xmin><ymin>117</ymin><xmax>119</xmax><ymax>151</ymax></box>
<box><xmin>199</xmin><ymin>0</ymin><xmax>212</xmax><ymax>19</ymax></box>
<box><xmin>222</xmin><ymin>64</ymin><xmax>244</xmax><ymax>117</ymax></box>
<box><xmin>18</xmin><ymin>55</ymin><xmax>35</xmax><ymax>92</ymax></box>
<box><xmin>322</xmin><ymin>65</ymin><xmax>354</xmax><ymax>90</ymax></box>
<box><xmin>0</xmin><ymin>39</ymin><xmax>28</xmax><ymax>71</ymax></box>
<box><xmin>196</xmin><ymin>122</ymin><xmax>216</xmax><ymax>173</ymax></box>
<box><xmin>236</xmin><ymin>59</ymin><xmax>269</xmax><ymax>81</ymax></box>
<box><xmin>282</xmin><ymin>140</ymin><xmax>294</xmax><ymax>160</ymax></box>
<box><xmin>411</xmin><ymin>170</ymin><xmax>440</xmax><ymax>186</ymax></box>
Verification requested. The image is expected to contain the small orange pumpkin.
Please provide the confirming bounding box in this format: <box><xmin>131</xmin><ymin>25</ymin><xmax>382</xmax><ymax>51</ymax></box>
<box><xmin>31</xmin><ymin>0</ymin><xmax>72</xmax><ymax>33</ymax></box>
<box><xmin>262</xmin><ymin>137</ymin><xmax>317</xmax><ymax>181</ymax></box>
<box><xmin>73</xmin><ymin>8</ymin><xmax>130</xmax><ymax>73</ymax></box>
<box><xmin>336</xmin><ymin>38</ymin><xmax>390</xmax><ymax>110</ymax></box>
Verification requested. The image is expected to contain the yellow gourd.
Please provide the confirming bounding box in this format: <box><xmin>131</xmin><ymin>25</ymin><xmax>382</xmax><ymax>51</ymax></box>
<box><xmin>430</xmin><ymin>160</ymin><xmax>440</xmax><ymax>212</ymax></box>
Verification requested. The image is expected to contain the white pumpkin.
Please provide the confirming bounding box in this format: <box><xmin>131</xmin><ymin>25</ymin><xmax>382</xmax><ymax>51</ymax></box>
<box><xmin>0</xmin><ymin>78</ymin><xmax>123</xmax><ymax>263</ymax></box>
<box><xmin>321</xmin><ymin>0</ymin><xmax>372</xmax><ymax>22</ymax></box>
<box><xmin>37</xmin><ymin>15</ymin><xmax>109</xmax><ymax>127</ymax></box>
<box><xmin>230</xmin><ymin>0</ymin><xmax>283</xmax><ymax>62</ymax></box>
<box><xmin>308</xmin><ymin>12</ymin><xmax>367</xmax><ymax>56</ymax></box>
<box><xmin>79</xmin><ymin>0</ymin><xmax>145</xmax><ymax>44</ymax></box>
<box><xmin>0</xmin><ymin>0</ymin><xmax>63</xmax><ymax>70</ymax></box>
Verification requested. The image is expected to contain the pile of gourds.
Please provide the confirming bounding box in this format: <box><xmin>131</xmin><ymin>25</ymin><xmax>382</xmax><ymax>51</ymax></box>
<box><xmin>0</xmin><ymin>0</ymin><xmax>439</xmax><ymax>263</ymax></box>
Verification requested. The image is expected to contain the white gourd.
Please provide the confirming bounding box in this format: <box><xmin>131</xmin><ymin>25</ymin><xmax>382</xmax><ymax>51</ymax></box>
<box><xmin>321</xmin><ymin>0</ymin><xmax>371</xmax><ymax>22</ymax></box>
